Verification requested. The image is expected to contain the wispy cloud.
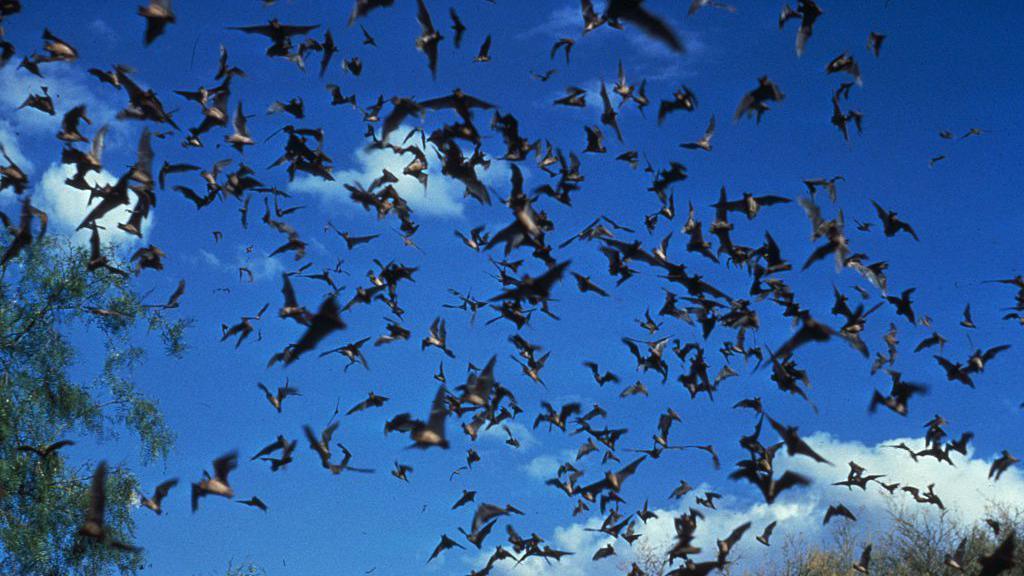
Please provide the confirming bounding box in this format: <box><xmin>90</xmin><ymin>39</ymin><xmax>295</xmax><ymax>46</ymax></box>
<box><xmin>480</xmin><ymin>420</ymin><xmax>539</xmax><ymax>451</ymax></box>
<box><xmin>88</xmin><ymin>19</ymin><xmax>120</xmax><ymax>45</ymax></box>
<box><xmin>523</xmin><ymin>454</ymin><xmax>562</xmax><ymax>481</ymax></box>
<box><xmin>523</xmin><ymin>448</ymin><xmax>580</xmax><ymax>481</ymax></box>
<box><xmin>237</xmin><ymin>250</ymin><xmax>286</xmax><ymax>283</ymax></box>
<box><xmin>520</xmin><ymin>4</ymin><xmax>580</xmax><ymax>40</ymax></box>
<box><xmin>623</xmin><ymin>26</ymin><xmax>707</xmax><ymax>82</ymax></box>
<box><xmin>190</xmin><ymin>244</ymin><xmax>285</xmax><ymax>284</ymax></box>
<box><xmin>626</xmin><ymin>26</ymin><xmax>707</xmax><ymax>61</ymax></box>
<box><xmin>198</xmin><ymin>248</ymin><xmax>221</xmax><ymax>267</ymax></box>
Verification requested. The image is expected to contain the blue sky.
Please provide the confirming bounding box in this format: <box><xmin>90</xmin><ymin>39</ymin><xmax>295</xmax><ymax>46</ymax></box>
<box><xmin>2</xmin><ymin>1</ymin><xmax>1024</xmax><ymax>574</ymax></box>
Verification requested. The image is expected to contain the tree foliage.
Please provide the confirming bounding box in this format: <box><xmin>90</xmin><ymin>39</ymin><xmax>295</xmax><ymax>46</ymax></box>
<box><xmin>0</xmin><ymin>237</ymin><xmax>189</xmax><ymax>575</ymax></box>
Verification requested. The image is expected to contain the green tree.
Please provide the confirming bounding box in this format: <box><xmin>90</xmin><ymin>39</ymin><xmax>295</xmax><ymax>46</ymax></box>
<box><xmin>0</xmin><ymin>236</ymin><xmax>189</xmax><ymax>575</ymax></box>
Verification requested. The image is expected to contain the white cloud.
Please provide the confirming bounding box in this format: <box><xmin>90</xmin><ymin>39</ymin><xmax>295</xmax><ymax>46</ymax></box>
<box><xmin>477</xmin><ymin>432</ymin><xmax>1024</xmax><ymax>575</ymax></box>
<box><xmin>524</xmin><ymin>455</ymin><xmax>563</xmax><ymax>481</ymax></box>
<box><xmin>624</xmin><ymin>26</ymin><xmax>706</xmax><ymax>62</ymax></box>
<box><xmin>291</xmin><ymin>144</ymin><xmax>461</xmax><ymax>218</ymax></box>
<box><xmin>582</xmin><ymin>79</ymin><xmax>612</xmax><ymax>114</ymax></box>
<box><xmin>88</xmin><ymin>19</ymin><xmax>119</xmax><ymax>44</ymax></box>
<box><xmin>520</xmin><ymin>1</ymin><xmax>706</xmax><ymax>73</ymax></box>
<box><xmin>36</xmin><ymin>163</ymin><xmax>151</xmax><ymax>246</ymax></box>
<box><xmin>195</xmin><ymin>243</ymin><xmax>287</xmax><ymax>284</ymax></box>
<box><xmin>787</xmin><ymin>432</ymin><xmax>1024</xmax><ymax>522</ymax></box>
<box><xmin>621</xmin><ymin>27</ymin><xmax>707</xmax><ymax>83</ymax></box>
<box><xmin>199</xmin><ymin>249</ymin><xmax>221</xmax><ymax>267</ymax></box>
<box><xmin>290</xmin><ymin>126</ymin><xmax>514</xmax><ymax>218</ymax></box>
<box><xmin>523</xmin><ymin>448</ymin><xmax>581</xmax><ymax>481</ymax></box>
<box><xmin>0</xmin><ymin>120</ymin><xmax>33</xmax><ymax>175</ymax></box>
<box><xmin>237</xmin><ymin>250</ymin><xmax>286</xmax><ymax>282</ymax></box>
<box><xmin>0</xmin><ymin>63</ymin><xmax>118</xmax><ymax>135</ymax></box>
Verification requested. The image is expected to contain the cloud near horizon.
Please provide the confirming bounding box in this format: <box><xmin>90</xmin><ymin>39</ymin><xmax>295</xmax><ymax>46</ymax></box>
<box><xmin>477</xmin><ymin>431</ymin><xmax>1024</xmax><ymax>576</ymax></box>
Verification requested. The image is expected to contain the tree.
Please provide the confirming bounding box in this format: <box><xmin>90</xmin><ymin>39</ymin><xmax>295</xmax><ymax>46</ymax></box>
<box><xmin>220</xmin><ymin>560</ymin><xmax>265</xmax><ymax>576</ymax></box>
<box><xmin>0</xmin><ymin>236</ymin><xmax>189</xmax><ymax>575</ymax></box>
<box><xmin>619</xmin><ymin>538</ymin><xmax>670</xmax><ymax>575</ymax></box>
<box><xmin>759</xmin><ymin>500</ymin><xmax>1024</xmax><ymax>576</ymax></box>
